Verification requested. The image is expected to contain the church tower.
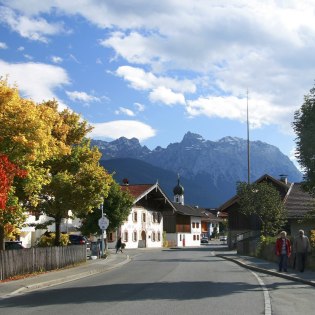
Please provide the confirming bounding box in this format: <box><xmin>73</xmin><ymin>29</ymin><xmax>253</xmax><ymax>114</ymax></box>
<box><xmin>173</xmin><ymin>174</ymin><xmax>184</xmax><ymax>205</ymax></box>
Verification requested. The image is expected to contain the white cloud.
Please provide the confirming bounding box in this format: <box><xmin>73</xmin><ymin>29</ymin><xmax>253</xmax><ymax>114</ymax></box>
<box><xmin>17</xmin><ymin>46</ymin><xmax>24</xmax><ymax>51</ymax></box>
<box><xmin>3</xmin><ymin>0</ymin><xmax>315</xmax><ymax>134</ymax></box>
<box><xmin>116</xmin><ymin>66</ymin><xmax>196</xmax><ymax>93</ymax></box>
<box><xmin>115</xmin><ymin>107</ymin><xmax>135</xmax><ymax>117</ymax></box>
<box><xmin>0</xmin><ymin>6</ymin><xmax>67</xmax><ymax>42</ymax></box>
<box><xmin>149</xmin><ymin>86</ymin><xmax>185</xmax><ymax>106</ymax></box>
<box><xmin>116</xmin><ymin>65</ymin><xmax>194</xmax><ymax>106</ymax></box>
<box><xmin>51</xmin><ymin>56</ymin><xmax>63</xmax><ymax>64</ymax></box>
<box><xmin>186</xmin><ymin>95</ymin><xmax>292</xmax><ymax>129</ymax></box>
<box><xmin>66</xmin><ymin>91</ymin><xmax>101</xmax><ymax>103</ymax></box>
<box><xmin>89</xmin><ymin>120</ymin><xmax>156</xmax><ymax>141</ymax></box>
<box><xmin>134</xmin><ymin>102</ymin><xmax>145</xmax><ymax>112</ymax></box>
<box><xmin>0</xmin><ymin>42</ymin><xmax>8</xmax><ymax>49</ymax></box>
<box><xmin>0</xmin><ymin>59</ymin><xmax>69</xmax><ymax>104</ymax></box>
<box><xmin>23</xmin><ymin>54</ymin><xmax>33</xmax><ymax>60</ymax></box>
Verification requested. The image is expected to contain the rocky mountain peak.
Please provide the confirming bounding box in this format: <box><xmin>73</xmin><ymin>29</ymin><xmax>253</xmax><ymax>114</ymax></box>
<box><xmin>91</xmin><ymin>132</ymin><xmax>302</xmax><ymax>207</ymax></box>
<box><xmin>182</xmin><ymin>132</ymin><xmax>204</xmax><ymax>142</ymax></box>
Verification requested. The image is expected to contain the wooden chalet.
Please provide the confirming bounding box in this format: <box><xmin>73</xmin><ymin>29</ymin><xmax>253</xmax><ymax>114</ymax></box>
<box><xmin>218</xmin><ymin>174</ymin><xmax>315</xmax><ymax>248</ymax></box>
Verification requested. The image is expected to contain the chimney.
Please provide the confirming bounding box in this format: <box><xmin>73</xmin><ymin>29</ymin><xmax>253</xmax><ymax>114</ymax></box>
<box><xmin>279</xmin><ymin>174</ymin><xmax>288</xmax><ymax>184</ymax></box>
<box><xmin>122</xmin><ymin>178</ymin><xmax>129</xmax><ymax>185</ymax></box>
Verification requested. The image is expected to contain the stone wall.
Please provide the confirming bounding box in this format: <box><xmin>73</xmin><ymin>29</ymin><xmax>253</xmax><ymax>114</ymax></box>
<box><xmin>238</xmin><ymin>239</ymin><xmax>315</xmax><ymax>270</ymax></box>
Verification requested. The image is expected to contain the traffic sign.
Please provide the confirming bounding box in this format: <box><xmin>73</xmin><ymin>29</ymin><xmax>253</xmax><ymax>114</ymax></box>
<box><xmin>98</xmin><ymin>216</ymin><xmax>109</xmax><ymax>230</ymax></box>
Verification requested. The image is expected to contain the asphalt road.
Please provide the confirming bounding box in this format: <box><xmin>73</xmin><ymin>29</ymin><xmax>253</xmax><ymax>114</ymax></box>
<box><xmin>1</xmin><ymin>245</ymin><xmax>314</xmax><ymax>315</ymax></box>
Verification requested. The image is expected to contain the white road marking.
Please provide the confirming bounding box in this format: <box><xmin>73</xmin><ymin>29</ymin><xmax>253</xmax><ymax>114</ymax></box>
<box><xmin>251</xmin><ymin>271</ymin><xmax>272</xmax><ymax>315</ymax></box>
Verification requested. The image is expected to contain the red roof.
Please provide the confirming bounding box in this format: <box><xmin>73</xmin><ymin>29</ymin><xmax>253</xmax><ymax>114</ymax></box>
<box><xmin>120</xmin><ymin>184</ymin><xmax>154</xmax><ymax>199</ymax></box>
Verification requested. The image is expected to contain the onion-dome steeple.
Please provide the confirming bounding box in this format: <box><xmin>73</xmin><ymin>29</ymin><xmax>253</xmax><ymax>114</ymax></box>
<box><xmin>173</xmin><ymin>174</ymin><xmax>184</xmax><ymax>205</ymax></box>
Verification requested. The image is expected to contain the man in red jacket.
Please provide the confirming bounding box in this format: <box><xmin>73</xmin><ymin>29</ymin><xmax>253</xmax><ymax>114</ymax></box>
<box><xmin>275</xmin><ymin>231</ymin><xmax>291</xmax><ymax>272</ymax></box>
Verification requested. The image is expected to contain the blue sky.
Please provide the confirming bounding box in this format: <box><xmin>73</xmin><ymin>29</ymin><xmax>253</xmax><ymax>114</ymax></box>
<box><xmin>1</xmin><ymin>1</ymin><xmax>315</xmax><ymax>169</ymax></box>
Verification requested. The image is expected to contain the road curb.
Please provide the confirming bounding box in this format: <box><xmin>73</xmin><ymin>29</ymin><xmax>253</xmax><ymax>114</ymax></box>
<box><xmin>9</xmin><ymin>255</ymin><xmax>131</xmax><ymax>296</ymax></box>
<box><xmin>217</xmin><ymin>254</ymin><xmax>315</xmax><ymax>287</ymax></box>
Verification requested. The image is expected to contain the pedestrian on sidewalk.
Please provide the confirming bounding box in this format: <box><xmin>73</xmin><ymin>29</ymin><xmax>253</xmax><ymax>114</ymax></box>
<box><xmin>275</xmin><ymin>231</ymin><xmax>291</xmax><ymax>272</ymax></box>
<box><xmin>115</xmin><ymin>237</ymin><xmax>123</xmax><ymax>254</ymax></box>
<box><xmin>293</xmin><ymin>229</ymin><xmax>311</xmax><ymax>272</ymax></box>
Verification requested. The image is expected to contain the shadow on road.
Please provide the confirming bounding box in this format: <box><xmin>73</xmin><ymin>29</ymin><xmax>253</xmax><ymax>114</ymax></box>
<box><xmin>2</xmin><ymin>280</ymin><xmax>269</xmax><ymax>307</ymax></box>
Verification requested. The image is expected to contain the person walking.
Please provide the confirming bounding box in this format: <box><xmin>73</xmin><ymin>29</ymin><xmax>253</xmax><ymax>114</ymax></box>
<box><xmin>293</xmin><ymin>229</ymin><xmax>311</xmax><ymax>272</ymax></box>
<box><xmin>115</xmin><ymin>237</ymin><xmax>123</xmax><ymax>254</ymax></box>
<box><xmin>275</xmin><ymin>231</ymin><xmax>291</xmax><ymax>272</ymax></box>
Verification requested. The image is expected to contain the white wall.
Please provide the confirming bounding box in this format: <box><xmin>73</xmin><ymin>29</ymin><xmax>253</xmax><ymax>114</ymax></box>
<box><xmin>166</xmin><ymin>216</ymin><xmax>202</xmax><ymax>247</ymax></box>
<box><xmin>119</xmin><ymin>206</ymin><xmax>163</xmax><ymax>249</ymax></box>
<box><xmin>18</xmin><ymin>212</ymin><xmax>83</xmax><ymax>248</ymax></box>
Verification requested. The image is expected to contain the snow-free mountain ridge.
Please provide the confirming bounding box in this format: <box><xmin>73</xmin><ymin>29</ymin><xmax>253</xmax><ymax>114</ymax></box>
<box><xmin>93</xmin><ymin>132</ymin><xmax>302</xmax><ymax>207</ymax></box>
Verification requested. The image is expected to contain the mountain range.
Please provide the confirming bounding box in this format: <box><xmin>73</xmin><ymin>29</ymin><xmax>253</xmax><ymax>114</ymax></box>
<box><xmin>93</xmin><ymin>132</ymin><xmax>302</xmax><ymax>208</ymax></box>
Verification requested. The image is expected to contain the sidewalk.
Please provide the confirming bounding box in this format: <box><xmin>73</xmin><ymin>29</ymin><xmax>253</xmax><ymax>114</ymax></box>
<box><xmin>1</xmin><ymin>248</ymin><xmax>315</xmax><ymax>299</ymax></box>
<box><xmin>217</xmin><ymin>251</ymin><xmax>315</xmax><ymax>287</ymax></box>
<box><xmin>0</xmin><ymin>249</ymin><xmax>130</xmax><ymax>298</ymax></box>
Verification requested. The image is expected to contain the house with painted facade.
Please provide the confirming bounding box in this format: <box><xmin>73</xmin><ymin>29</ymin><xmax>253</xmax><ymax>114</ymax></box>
<box><xmin>106</xmin><ymin>181</ymin><xmax>175</xmax><ymax>249</ymax></box>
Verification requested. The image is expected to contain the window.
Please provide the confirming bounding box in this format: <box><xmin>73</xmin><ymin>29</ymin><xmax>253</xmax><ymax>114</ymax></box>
<box><xmin>193</xmin><ymin>235</ymin><xmax>196</xmax><ymax>241</ymax></box>
<box><xmin>133</xmin><ymin>211</ymin><xmax>138</xmax><ymax>222</ymax></box>
<box><xmin>132</xmin><ymin>231</ymin><xmax>137</xmax><ymax>242</ymax></box>
<box><xmin>192</xmin><ymin>222</ymin><xmax>196</xmax><ymax>228</ymax></box>
<box><xmin>196</xmin><ymin>222</ymin><xmax>200</xmax><ymax>229</ymax></box>
<box><xmin>197</xmin><ymin>235</ymin><xmax>200</xmax><ymax>240</ymax></box>
<box><xmin>123</xmin><ymin>231</ymin><xmax>128</xmax><ymax>242</ymax></box>
<box><xmin>152</xmin><ymin>212</ymin><xmax>162</xmax><ymax>223</ymax></box>
<box><xmin>158</xmin><ymin>231</ymin><xmax>161</xmax><ymax>242</ymax></box>
<box><xmin>142</xmin><ymin>212</ymin><xmax>146</xmax><ymax>222</ymax></box>
<box><xmin>152</xmin><ymin>231</ymin><xmax>156</xmax><ymax>242</ymax></box>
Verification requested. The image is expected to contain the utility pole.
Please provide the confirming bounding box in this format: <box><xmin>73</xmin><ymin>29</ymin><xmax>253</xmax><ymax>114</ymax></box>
<box><xmin>247</xmin><ymin>89</ymin><xmax>250</xmax><ymax>184</ymax></box>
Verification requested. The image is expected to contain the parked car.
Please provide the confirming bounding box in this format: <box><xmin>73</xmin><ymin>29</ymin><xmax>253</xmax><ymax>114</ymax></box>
<box><xmin>200</xmin><ymin>237</ymin><xmax>209</xmax><ymax>244</ymax></box>
<box><xmin>5</xmin><ymin>241</ymin><xmax>24</xmax><ymax>250</ymax></box>
<box><xmin>219</xmin><ymin>235</ymin><xmax>227</xmax><ymax>242</ymax></box>
<box><xmin>69</xmin><ymin>235</ymin><xmax>90</xmax><ymax>247</ymax></box>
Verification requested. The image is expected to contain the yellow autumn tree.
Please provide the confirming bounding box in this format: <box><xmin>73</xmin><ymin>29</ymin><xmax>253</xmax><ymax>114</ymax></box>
<box><xmin>0</xmin><ymin>79</ymin><xmax>70</xmax><ymax>249</ymax></box>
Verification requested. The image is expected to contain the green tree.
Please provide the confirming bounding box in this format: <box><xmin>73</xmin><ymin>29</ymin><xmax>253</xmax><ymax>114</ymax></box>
<box><xmin>38</xmin><ymin>139</ymin><xmax>113</xmax><ymax>245</ymax></box>
<box><xmin>293</xmin><ymin>84</ymin><xmax>315</xmax><ymax>196</ymax></box>
<box><xmin>237</xmin><ymin>181</ymin><xmax>287</xmax><ymax>236</ymax></box>
<box><xmin>80</xmin><ymin>181</ymin><xmax>134</xmax><ymax>236</ymax></box>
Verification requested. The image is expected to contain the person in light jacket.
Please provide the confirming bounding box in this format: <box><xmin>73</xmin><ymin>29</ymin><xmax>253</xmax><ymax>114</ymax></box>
<box><xmin>293</xmin><ymin>229</ymin><xmax>311</xmax><ymax>272</ymax></box>
<box><xmin>275</xmin><ymin>231</ymin><xmax>291</xmax><ymax>272</ymax></box>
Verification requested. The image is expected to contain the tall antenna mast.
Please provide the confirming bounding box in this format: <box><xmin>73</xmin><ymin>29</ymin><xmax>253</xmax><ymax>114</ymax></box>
<box><xmin>247</xmin><ymin>89</ymin><xmax>250</xmax><ymax>184</ymax></box>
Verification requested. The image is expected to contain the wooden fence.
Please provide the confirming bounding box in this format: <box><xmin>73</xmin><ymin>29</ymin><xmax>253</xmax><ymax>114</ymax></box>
<box><xmin>0</xmin><ymin>245</ymin><xmax>87</xmax><ymax>281</ymax></box>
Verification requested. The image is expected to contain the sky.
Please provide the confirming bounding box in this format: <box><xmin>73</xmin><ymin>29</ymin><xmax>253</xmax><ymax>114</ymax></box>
<box><xmin>1</xmin><ymin>1</ymin><xmax>315</xmax><ymax>169</ymax></box>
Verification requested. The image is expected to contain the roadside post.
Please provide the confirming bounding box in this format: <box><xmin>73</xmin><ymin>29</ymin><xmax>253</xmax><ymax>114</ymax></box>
<box><xmin>98</xmin><ymin>203</ymin><xmax>109</xmax><ymax>257</ymax></box>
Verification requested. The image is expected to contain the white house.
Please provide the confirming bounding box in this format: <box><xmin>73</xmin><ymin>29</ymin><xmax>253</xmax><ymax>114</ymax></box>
<box><xmin>107</xmin><ymin>181</ymin><xmax>175</xmax><ymax>249</ymax></box>
<box><xmin>18</xmin><ymin>210</ymin><xmax>81</xmax><ymax>248</ymax></box>
<box><xmin>163</xmin><ymin>176</ymin><xmax>218</xmax><ymax>247</ymax></box>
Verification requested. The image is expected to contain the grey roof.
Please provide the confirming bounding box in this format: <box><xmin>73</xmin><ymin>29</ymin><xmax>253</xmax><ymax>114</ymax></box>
<box><xmin>170</xmin><ymin>202</ymin><xmax>220</xmax><ymax>221</ymax></box>
<box><xmin>171</xmin><ymin>202</ymin><xmax>204</xmax><ymax>217</ymax></box>
<box><xmin>284</xmin><ymin>183</ymin><xmax>315</xmax><ymax>218</ymax></box>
